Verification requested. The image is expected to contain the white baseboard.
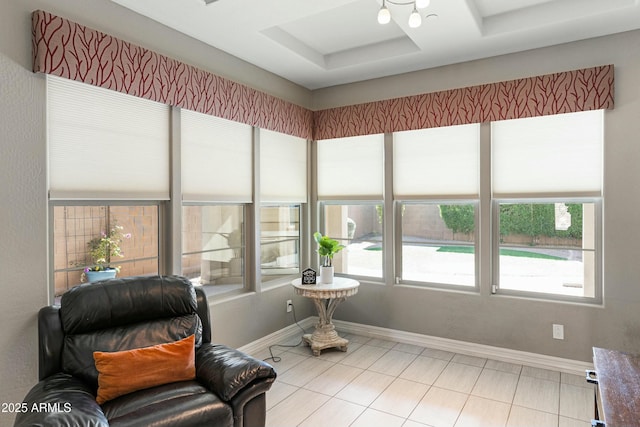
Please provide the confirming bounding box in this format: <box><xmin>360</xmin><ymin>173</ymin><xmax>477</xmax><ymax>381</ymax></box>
<box><xmin>238</xmin><ymin>317</ymin><xmax>316</xmax><ymax>356</ymax></box>
<box><xmin>332</xmin><ymin>319</ymin><xmax>593</xmax><ymax>375</ymax></box>
<box><xmin>240</xmin><ymin>317</ymin><xmax>592</xmax><ymax>376</ymax></box>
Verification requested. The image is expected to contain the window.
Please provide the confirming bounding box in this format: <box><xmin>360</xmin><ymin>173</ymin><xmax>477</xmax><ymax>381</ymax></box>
<box><xmin>492</xmin><ymin>110</ymin><xmax>603</xmax><ymax>301</ymax></box>
<box><xmin>182</xmin><ymin>205</ymin><xmax>245</xmax><ymax>293</ymax></box>
<box><xmin>394</xmin><ymin>124</ymin><xmax>480</xmax><ymax>288</ymax></box>
<box><xmin>259</xmin><ymin>129</ymin><xmax>307</xmax><ymax>285</ymax></box>
<box><xmin>320</xmin><ymin>202</ymin><xmax>383</xmax><ymax>278</ymax></box>
<box><xmin>180</xmin><ymin>110</ymin><xmax>253</xmax><ymax>294</ymax></box>
<box><xmin>48</xmin><ymin>76</ymin><xmax>168</xmax><ymax>298</ymax></box>
<box><xmin>52</xmin><ymin>205</ymin><xmax>159</xmax><ymax>297</ymax></box>
<box><xmin>400</xmin><ymin>202</ymin><xmax>477</xmax><ymax>287</ymax></box>
<box><xmin>317</xmin><ymin>134</ymin><xmax>384</xmax><ymax>279</ymax></box>
<box><xmin>495</xmin><ymin>201</ymin><xmax>598</xmax><ymax>298</ymax></box>
<box><xmin>260</xmin><ymin>205</ymin><xmax>301</xmax><ymax>281</ymax></box>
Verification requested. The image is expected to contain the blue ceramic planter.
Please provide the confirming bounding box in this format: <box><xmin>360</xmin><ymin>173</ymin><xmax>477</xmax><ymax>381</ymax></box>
<box><xmin>85</xmin><ymin>269</ymin><xmax>117</xmax><ymax>283</ymax></box>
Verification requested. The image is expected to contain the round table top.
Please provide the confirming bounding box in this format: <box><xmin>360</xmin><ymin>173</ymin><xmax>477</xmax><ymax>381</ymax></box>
<box><xmin>292</xmin><ymin>276</ymin><xmax>360</xmax><ymax>299</ymax></box>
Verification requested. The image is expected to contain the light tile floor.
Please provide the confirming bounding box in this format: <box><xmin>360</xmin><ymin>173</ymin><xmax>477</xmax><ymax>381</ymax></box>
<box><xmin>252</xmin><ymin>332</ymin><xmax>594</xmax><ymax>427</ymax></box>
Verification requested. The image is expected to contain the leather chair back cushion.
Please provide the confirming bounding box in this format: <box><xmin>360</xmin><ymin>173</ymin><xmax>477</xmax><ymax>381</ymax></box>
<box><xmin>59</xmin><ymin>276</ymin><xmax>203</xmax><ymax>391</ymax></box>
<box><xmin>60</xmin><ymin>275</ymin><xmax>198</xmax><ymax>334</ymax></box>
<box><xmin>63</xmin><ymin>314</ymin><xmax>201</xmax><ymax>390</ymax></box>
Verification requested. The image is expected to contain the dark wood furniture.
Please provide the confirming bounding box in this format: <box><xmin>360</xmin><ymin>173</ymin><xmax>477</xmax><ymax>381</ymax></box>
<box><xmin>588</xmin><ymin>347</ymin><xmax>640</xmax><ymax>426</ymax></box>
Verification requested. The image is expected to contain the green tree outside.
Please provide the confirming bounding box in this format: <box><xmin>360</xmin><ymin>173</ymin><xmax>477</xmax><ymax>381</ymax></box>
<box><xmin>439</xmin><ymin>203</ymin><xmax>583</xmax><ymax>242</ymax></box>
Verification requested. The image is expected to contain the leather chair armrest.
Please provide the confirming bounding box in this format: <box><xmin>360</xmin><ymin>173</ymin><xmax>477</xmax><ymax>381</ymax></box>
<box><xmin>38</xmin><ymin>306</ymin><xmax>63</xmax><ymax>380</ymax></box>
<box><xmin>194</xmin><ymin>286</ymin><xmax>212</xmax><ymax>344</ymax></box>
<box><xmin>196</xmin><ymin>344</ymin><xmax>276</xmax><ymax>402</ymax></box>
<box><xmin>228</xmin><ymin>382</ymin><xmax>272</xmax><ymax>427</ymax></box>
<box><xmin>14</xmin><ymin>373</ymin><xmax>108</xmax><ymax>427</ymax></box>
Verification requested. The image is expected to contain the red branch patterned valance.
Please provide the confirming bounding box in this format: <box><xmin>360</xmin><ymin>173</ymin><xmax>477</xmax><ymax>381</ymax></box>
<box><xmin>313</xmin><ymin>65</ymin><xmax>614</xmax><ymax>140</ymax></box>
<box><xmin>32</xmin><ymin>10</ymin><xmax>613</xmax><ymax>143</ymax></box>
<box><xmin>31</xmin><ymin>10</ymin><xmax>313</xmax><ymax>140</ymax></box>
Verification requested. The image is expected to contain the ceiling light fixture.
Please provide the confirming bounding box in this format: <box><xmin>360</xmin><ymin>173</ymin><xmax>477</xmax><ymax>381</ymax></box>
<box><xmin>377</xmin><ymin>0</ymin><xmax>391</xmax><ymax>24</ymax></box>
<box><xmin>378</xmin><ymin>0</ymin><xmax>430</xmax><ymax>28</ymax></box>
<box><xmin>408</xmin><ymin>6</ymin><xmax>422</xmax><ymax>28</ymax></box>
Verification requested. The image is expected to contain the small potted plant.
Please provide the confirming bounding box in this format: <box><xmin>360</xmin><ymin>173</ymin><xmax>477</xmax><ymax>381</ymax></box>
<box><xmin>313</xmin><ymin>231</ymin><xmax>345</xmax><ymax>284</ymax></box>
<box><xmin>83</xmin><ymin>224</ymin><xmax>131</xmax><ymax>283</ymax></box>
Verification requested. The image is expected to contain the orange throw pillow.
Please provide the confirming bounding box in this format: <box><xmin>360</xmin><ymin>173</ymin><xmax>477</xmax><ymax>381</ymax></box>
<box><xmin>94</xmin><ymin>334</ymin><xmax>196</xmax><ymax>404</ymax></box>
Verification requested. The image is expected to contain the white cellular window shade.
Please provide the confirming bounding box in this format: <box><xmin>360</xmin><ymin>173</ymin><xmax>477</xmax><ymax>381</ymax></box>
<box><xmin>492</xmin><ymin>110</ymin><xmax>603</xmax><ymax>197</ymax></box>
<box><xmin>47</xmin><ymin>76</ymin><xmax>170</xmax><ymax>200</ymax></box>
<box><xmin>181</xmin><ymin>109</ymin><xmax>253</xmax><ymax>202</ymax></box>
<box><xmin>394</xmin><ymin>124</ymin><xmax>479</xmax><ymax>198</ymax></box>
<box><xmin>260</xmin><ymin>129</ymin><xmax>307</xmax><ymax>203</ymax></box>
<box><xmin>317</xmin><ymin>134</ymin><xmax>384</xmax><ymax>198</ymax></box>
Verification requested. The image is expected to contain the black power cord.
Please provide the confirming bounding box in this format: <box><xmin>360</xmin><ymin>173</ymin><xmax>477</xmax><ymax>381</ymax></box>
<box><xmin>263</xmin><ymin>302</ymin><xmax>308</xmax><ymax>363</ymax></box>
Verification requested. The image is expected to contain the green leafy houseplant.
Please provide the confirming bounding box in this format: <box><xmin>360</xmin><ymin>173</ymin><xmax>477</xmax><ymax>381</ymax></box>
<box><xmin>83</xmin><ymin>224</ymin><xmax>131</xmax><ymax>278</ymax></box>
<box><xmin>313</xmin><ymin>231</ymin><xmax>345</xmax><ymax>268</ymax></box>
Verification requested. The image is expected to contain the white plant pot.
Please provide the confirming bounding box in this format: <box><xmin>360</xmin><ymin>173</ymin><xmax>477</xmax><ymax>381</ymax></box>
<box><xmin>320</xmin><ymin>266</ymin><xmax>334</xmax><ymax>284</ymax></box>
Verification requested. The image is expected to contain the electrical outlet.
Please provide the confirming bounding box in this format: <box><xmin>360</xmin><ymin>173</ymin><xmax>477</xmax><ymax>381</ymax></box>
<box><xmin>552</xmin><ymin>324</ymin><xmax>564</xmax><ymax>340</ymax></box>
<box><xmin>286</xmin><ymin>300</ymin><xmax>293</xmax><ymax>313</ymax></box>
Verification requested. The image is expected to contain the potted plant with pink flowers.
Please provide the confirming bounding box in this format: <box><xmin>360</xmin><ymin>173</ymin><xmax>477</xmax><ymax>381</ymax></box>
<box><xmin>82</xmin><ymin>224</ymin><xmax>131</xmax><ymax>282</ymax></box>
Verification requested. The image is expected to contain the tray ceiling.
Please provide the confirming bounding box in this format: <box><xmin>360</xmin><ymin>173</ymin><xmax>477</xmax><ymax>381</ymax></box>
<box><xmin>110</xmin><ymin>0</ymin><xmax>640</xmax><ymax>89</ymax></box>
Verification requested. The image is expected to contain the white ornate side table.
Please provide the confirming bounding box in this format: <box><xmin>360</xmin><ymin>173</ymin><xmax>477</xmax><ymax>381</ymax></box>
<box><xmin>292</xmin><ymin>277</ymin><xmax>359</xmax><ymax>356</ymax></box>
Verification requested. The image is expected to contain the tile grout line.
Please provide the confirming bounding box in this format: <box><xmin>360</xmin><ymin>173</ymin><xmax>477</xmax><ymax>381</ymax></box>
<box><xmin>452</xmin><ymin>357</ymin><xmax>488</xmax><ymax>427</ymax></box>
<box><xmin>266</xmin><ymin>334</ymin><xmax>593</xmax><ymax>427</ymax></box>
<box><xmin>303</xmin><ymin>339</ymin><xmax>384</xmax><ymax>426</ymax></box>
<box><xmin>501</xmin><ymin>365</ymin><xmax>526</xmax><ymax>427</ymax></box>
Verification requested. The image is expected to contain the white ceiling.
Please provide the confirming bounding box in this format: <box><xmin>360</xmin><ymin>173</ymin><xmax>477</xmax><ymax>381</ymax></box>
<box><xmin>110</xmin><ymin>0</ymin><xmax>640</xmax><ymax>90</ymax></box>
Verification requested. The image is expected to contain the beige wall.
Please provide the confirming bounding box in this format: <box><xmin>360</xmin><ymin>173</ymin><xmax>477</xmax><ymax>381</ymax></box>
<box><xmin>0</xmin><ymin>33</ymin><xmax>47</xmax><ymax>427</ymax></box>
<box><xmin>2</xmin><ymin>0</ymin><xmax>640</xmax><ymax>425</ymax></box>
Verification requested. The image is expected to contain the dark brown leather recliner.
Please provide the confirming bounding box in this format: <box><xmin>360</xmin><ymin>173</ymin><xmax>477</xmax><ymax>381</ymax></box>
<box><xmin>14</xmin><ymin>275</ymin><xmax>276</xmax><ymax>427</ymax></box>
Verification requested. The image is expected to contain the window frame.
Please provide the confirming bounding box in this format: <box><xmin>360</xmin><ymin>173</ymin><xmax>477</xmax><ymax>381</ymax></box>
<box><xmin>257</xmin><ymin>128</ymin><xmax>309</xmax><ymax>289</ymax></box>
<box><xmin>489</xmin><ymin>110</ymin><xmax>604</xmax><ymax>304</ymax></box>
<box><xmin>395</xmin><ymin>199</ymin><xmax>480</xmax><ymax>291</ymax></box>
<box><xmin>49</xmin><ymin>200</ymin><xmax>164</xmax><ymax>301</ymax></box>
<box><xmin>317</xmin><ymin>200</ymin><xmax>385</xmax><ymax>282</ymax></box>
<box><xmin>180</xmin><ymin>202</ymin><xmax>248</xmax><ymax>298</ymax></box>
<box><xmin>259</xmin><ymin>203</ymin><xmax>305</xmax><ymax>288</ymax></box>
<box><xmin>491</xmin><ymin>197</ymin><xmax>603</xmax><ymax>304</ymax></box>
